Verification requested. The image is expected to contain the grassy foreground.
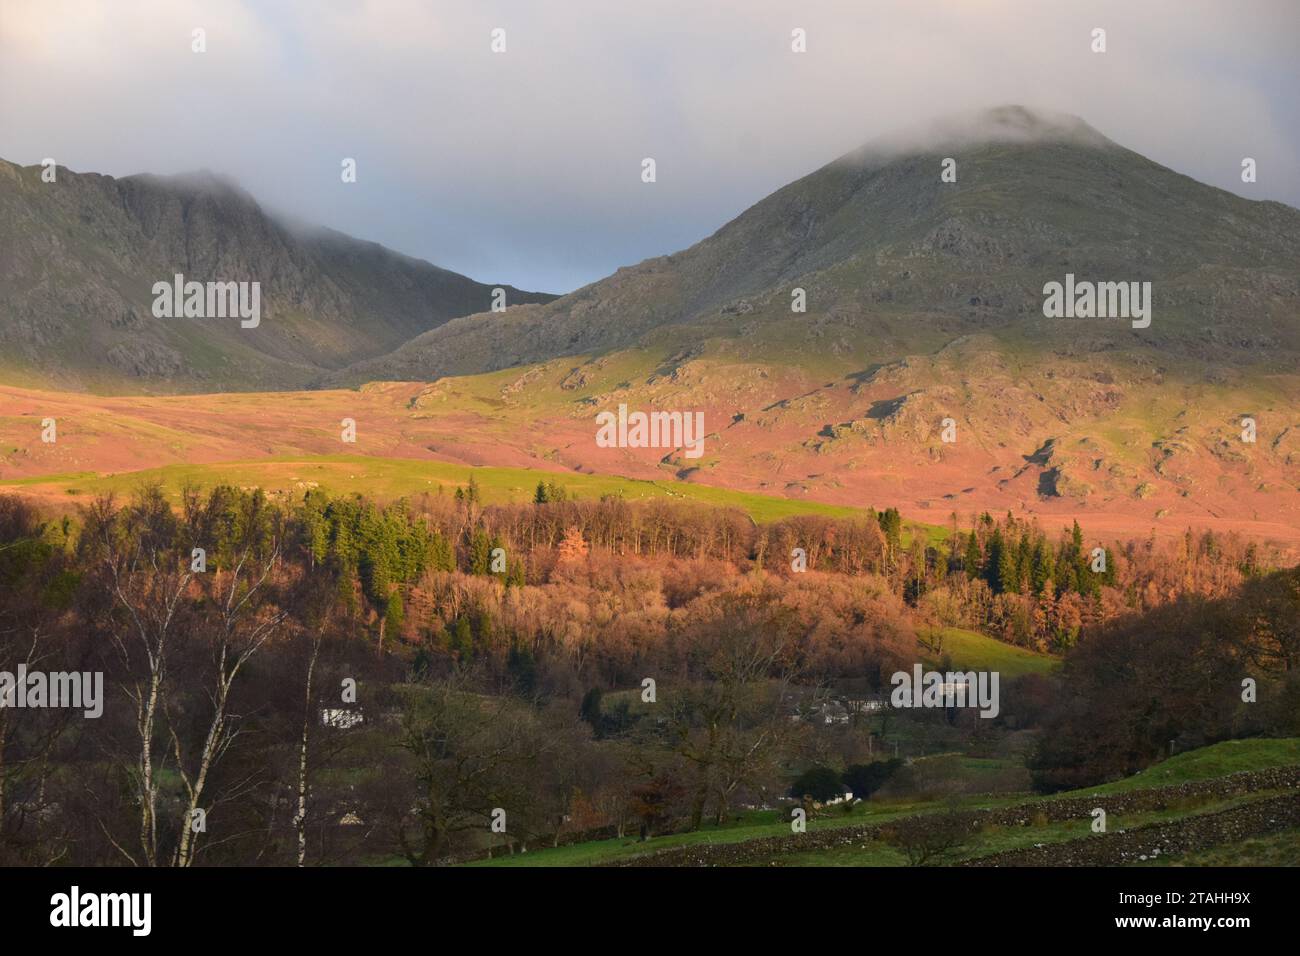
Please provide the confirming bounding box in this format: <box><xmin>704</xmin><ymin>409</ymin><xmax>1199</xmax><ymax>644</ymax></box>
<box><xmin>464</xmin><ymin>739</ymin><xmax>1300</xmax><ymax>868</ymax></box>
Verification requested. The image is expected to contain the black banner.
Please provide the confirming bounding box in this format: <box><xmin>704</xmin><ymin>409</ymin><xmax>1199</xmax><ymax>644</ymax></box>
<box><xmin>0</xmin><ymin>865</ymin><xmax>1286</xmax><ymax>942</ymax></box>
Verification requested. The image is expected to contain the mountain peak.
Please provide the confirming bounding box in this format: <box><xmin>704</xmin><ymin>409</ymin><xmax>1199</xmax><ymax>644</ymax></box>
<box><xmin>124</xmin><ymin>167</ymin><xmax>254</xmax><ymax>203</ymax></box>
<box><xmin>844</xmin><ymin>105</ymin><xmax>1116</xmax><ymax>165</ymax></box>
<box><xmin>963</xmin><ymin>104</ymin><xmax>1110</xmax><ymax>145</ymax></box>
<box><xmin>0</xmin><ymin>159</ymin><xmax>557</xmax><ymax>392</ymax></box>
<box><xmin>332</xmin><ymin>102</ymin><xmax>1300</xmax><ymax>385</ymax></box>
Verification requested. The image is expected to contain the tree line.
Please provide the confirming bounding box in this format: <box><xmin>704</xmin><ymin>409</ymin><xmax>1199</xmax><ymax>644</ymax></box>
<box><xmin>0</xmin><ymin>484</ymin><xmax>1292</xmax><ymax>864</ymax></box>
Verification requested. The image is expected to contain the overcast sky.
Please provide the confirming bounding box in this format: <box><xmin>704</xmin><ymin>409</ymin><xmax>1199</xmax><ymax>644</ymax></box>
<box><xmin>3</xmin><ymin>0</ymin><xmax>1298</xmax><ymax>293</ymax></box>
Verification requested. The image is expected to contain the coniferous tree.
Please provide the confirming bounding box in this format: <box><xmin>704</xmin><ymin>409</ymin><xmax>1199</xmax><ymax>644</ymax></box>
<box><xmin>452</xmin><ymin>615</ymin><xmax>473</xmax><ymax>660</ymax></box>
<box><xmin>384</xmin><ymin>589</ymin><xmax>405</xmax><ymax>634</ymax></box>
<box><xmin>997</xmin><ymin>539</ymin><xmax>1019</xmax><ymax>595</ymax></box>
<box><xmin>963</xmin><ymin>530</ymin><xmax>982</xmax><ymax>580</ymax></box>
<box><xmin>468</xmin><ymin>528</ymin><xmax>492</xmax><ymax>574</ymax></box>
<box><xmin>984</xmin><ymin>528</ymin><xmax>1005</xmax><ymax>593</ymax></box>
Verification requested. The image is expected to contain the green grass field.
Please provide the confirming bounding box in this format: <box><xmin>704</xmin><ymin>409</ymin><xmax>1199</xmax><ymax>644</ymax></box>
<box><xmin>771</xmin><ymin>793</ymin><xmax>1276</xmax><ymax>868</ymax></box>
<box><xmin>1060</xmin><ymin>738</ymin><xmax>1300</xmax><ymax>797</ymax></box>
<box><xmin>0</xmin><ymin>453</ymin><xmax>946</xmax><ymax>538</ymax></box>
<box><xmin>921</xmin><ymin>626</ymin><xmax>1059</xmax><ymax>677</ymax></box>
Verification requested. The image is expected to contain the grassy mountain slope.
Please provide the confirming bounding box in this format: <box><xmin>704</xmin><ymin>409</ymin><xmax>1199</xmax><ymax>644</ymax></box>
<box><xmin>322</xmin><ymin>107</ymin><xmax>1300</xmax><ymax>536</ymax></box>
<box><xmin>0</xmin><ymin>159</ymin><xmax>554</xmax><ymax>392</ymax></box>
<box><xmin>336</xmin><ymin>105</ymin><xmax>1300</xmax><ymax>382</ymax></box>
<box><xmin>3</xmin><ymin>108</ymin><xmax>1296</xmax><ymax>538</ymax></box>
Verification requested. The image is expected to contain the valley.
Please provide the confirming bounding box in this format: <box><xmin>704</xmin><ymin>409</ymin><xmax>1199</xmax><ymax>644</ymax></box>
<box><xmin>1</xmin><ymin>103</ymin><xmax>1297</xmax><ymax>875</ymax></box>
<box><xmin>2</xmin><ymin>106</ymin><xmax>1296</xmax><ymax>549</ymax></box>
<box><xmin>2</xmin><ymin>344</ymin><xmax>1296</xmax><ymax>548</ymax></box>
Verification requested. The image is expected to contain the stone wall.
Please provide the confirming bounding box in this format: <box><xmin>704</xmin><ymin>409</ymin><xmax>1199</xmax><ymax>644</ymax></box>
<box><xmin>608</xmin><ymin>766</ymin><xmax>1300</xmax><ymax>867</ymax></box>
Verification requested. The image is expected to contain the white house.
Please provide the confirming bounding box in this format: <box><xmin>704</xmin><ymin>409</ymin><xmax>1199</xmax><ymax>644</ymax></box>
<box><xmin>320</xmin><ymin>707</ymin><xmax>364</xmax><ymax>729</ymax></box>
